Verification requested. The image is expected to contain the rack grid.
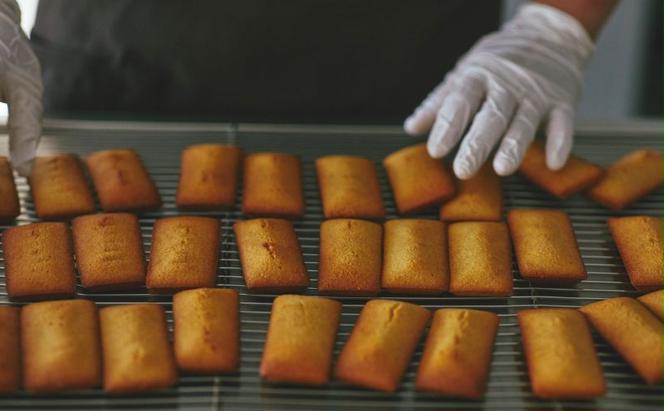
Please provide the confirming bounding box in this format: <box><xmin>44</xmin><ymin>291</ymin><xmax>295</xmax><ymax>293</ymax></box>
<box><xmin>0</xmin><ymin>120</ymin><xmax>662</xmax><ymax>411</ymax></box>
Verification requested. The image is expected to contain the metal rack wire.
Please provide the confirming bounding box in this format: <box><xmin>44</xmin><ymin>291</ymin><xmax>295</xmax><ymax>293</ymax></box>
<box><xmin>0</xmin><ymin>120</ymin><xmax>662</xmax><ymax>411</ymax></box>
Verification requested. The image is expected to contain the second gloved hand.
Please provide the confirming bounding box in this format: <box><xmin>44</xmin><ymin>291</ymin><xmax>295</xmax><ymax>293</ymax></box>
<box><xmin>404</xmin><ymin>3</ymin><xmax>594</xmax><ymax>179</ymax></box>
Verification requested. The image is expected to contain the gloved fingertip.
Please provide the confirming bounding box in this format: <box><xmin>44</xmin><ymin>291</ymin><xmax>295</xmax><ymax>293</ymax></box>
<box><xmin>493</xmin><ymin>155</ymin><xmax>517</xmax><ymax>176</ymax></box>
<box><xmin>546</xmin><ymin>154</ymin><xmax>567</xmax><ymax>171</ymax></box>
<box><xmin>453</xmin><ymin>158</ymin><xmax>475</xmax><ymax>180</ymax></box>
<box><xmin>403</xmin><ymin>116</ymin><xmax>422</xmax><ymax>135</ymax></box>
<box><xmin>12</xmin><ymin>159</ymin><xmax>33</xmax><ymax>177</ymax></box>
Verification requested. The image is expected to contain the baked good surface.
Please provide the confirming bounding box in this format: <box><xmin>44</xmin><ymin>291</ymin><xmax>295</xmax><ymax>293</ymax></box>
<box><xmin>449</xmin><ymin>222</ymin><xmax>513</xmax><ymax>296</ymax></box>
<box><xmin>334</xmin><ymin>299</ymin><xmax>430</xmax><ymax>392</ymax></box>
<box><xmin>318</xmin><ymin>219</ymin><xmax>382</xmax><ymax>295</ymax></box>
<box><xmin>608</xmin><ymin>216</ymin><xmax>663</xmax><ymax>290</ymax></box>
<box><xmin>233</xmin><ymin>218</ymin><xmax>308</xmax><ymax>291</ymax></box>
<box><xmin>100</xmin><ymin>304</ymin><xmax>177</xmax><ymax>394</ymax></box>
<box><xmin>0</xmin><ymin>306</ymin><xmax>20</xmax><ymax>394</ymax></box>
<box><xmin>383</xmin><ymin>144</ymin><xmax>455</xmax><ymax>214</ymax></box>
<box><xmin>86</xmin><ymin>148</ymin><xmax>162</xmax><ymax>212</ymax></box>
<box><xmin>507</xmin><ymin>209</ymin><xmax>586</xmax><ymax>282</ymax></box>
<box><xmin>2</xmin><ymin>222</ymin><xmax>76</xmax><ymax>299</ymax></box>
<box><xmin>416</xmin><ymin>309</ymin><xmax>499</xmax><ymax>398</ymax></box>
<box><xmin>518</xmin><ymin>308</ymin><xmax>606</xmax><ymax>399</ymax></box>
<box><xmin>316</xmin><ymin>155</ymin><xmax>384</xmax><ymax>219</ymax></box>
<box><xmin>29</xmin><ymin>154</ymin><xmax>96</xmax><ymax>219</ymax></box>
<box><xmin>173</xmin><ymin>288</ymin><xmax>240</xmax><ymax>374</ymax></box>
<box><xmin>176</xmin><ymin>144</ymin><xmax>243</xmax><ymax>210</ymax></box>
<box><xmin>638</xmin><ymin>290</ymin><xmax>663</xmax><ymax>320</ymax></box>
<box><xmin>146</xmin><ymin>216</ymin><xmax>220</xmax><ymax>291</ymax></box>
<box><xmin>588</xmin><ymin>149</ymin><xmax>664</xmax><ymax>210</ymax></box>
<box><xmin>580</xmin><ymin>297</ymin><xmax>663</xmax><ymax>384</ymax></box>
<box><xmin>439</xmin><ymin>163</ymin><xmax>502</xmax><ymax>221</ymax></box>
<box><xmin>381</xmin><ymin>219</ymin><xmax>448</xmax><ymax>294</ymax></box>
<box><xmin>518</xmin><ymin>141</ymin><xmax>604</xmax><ymax>199</ymax></box>
<box><xmin>21</xmin><ymin>299</ymin><xmax>102</xmax><ymax>393</ymax></box>
<box><xmin>0</xmin><ymin>156</ymin><xmax>20</xmax><ymax>221</ymax></box>
<box><xmin>241</xmin><ymin>152</ymin><xmax>304</xmax><ymax>218</ymax></box>
<box><xmin>72</xmin><ymin>213</ymin><xmax>146</xmax><ymax>290</ymax></box>
<box><xmin>261</xmin><ymin>295</ymin><xmax>341</xmax><ymax>385</ymax></box>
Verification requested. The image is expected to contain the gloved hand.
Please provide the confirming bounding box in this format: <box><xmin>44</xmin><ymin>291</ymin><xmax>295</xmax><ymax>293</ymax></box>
<box><xmin>0</xmin><ymin>0</ymin><xmax>42</xmax><ymax>176</ymax></box>
<box><xmin>404</xmin><ymin>3</ymin><xmax>594</xmax><ymax>179</ymax></box>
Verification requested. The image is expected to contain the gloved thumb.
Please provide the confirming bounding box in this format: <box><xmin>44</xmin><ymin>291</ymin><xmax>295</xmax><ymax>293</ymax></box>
<box><xmin>6</xmin><ymin>71</ymin><xmax>43</xmax><ymax>176</ymax></box>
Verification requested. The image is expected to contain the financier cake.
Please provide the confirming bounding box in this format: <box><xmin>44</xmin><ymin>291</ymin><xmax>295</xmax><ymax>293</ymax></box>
<box><xmin>335</xmin><ymin>299</ymin><xmax>430</xmax><ymax>392</ymax></box>
<box><xmin>384</xmin><ymin>144</ymin><xmax>455</xmax><ymax>214</ymax></box>
<box><xmin>173</xmin><ymin>288</ymin><xmax>240</xmax><ymax>374</ymax></box>
<box><xmin>29</xmin><ymin>154</ymin><xmax>96</xmax><ymax>219</ymax></box>
<box><xmin>518</xmin><ymin>308</ymin><xmax>606</xmax><ymax>399</ymax></box>
<box><xmin>233</xmin><ymin>218</ymin><xmax>309</xmax><ymax>291</ymax></box>
<box><xmin>416</xmin><ymin>309</ymin><xmax>499</xmax><ymax>398</ymax></box>
<box><xmin>638</xmin><ymin>290</ymin><xmax>663</xmax><ymax>320</ymax></box>
<box><xmin>316</xmin><ymin>155</ymin><xmax>384</xmax><ymax>219</ymax></box>
<box><xmin>608</xmin><ymin>216</ymin><xmax>663</xmax><ymax>290</ymax></box>
<box><xmin>449</xmin><ymin>222</ymin><xmax>513</xmax><ymax>296</ymax></box>
<box><xmin>100</xmin><ymin>304</ymin><xmax>177</xmax><ymax>394</ymax></box>
<box><xmin>176</xmin><ymin>144</ymin><xmax>243</xmax><ymax>210</ymax></box>
<box><xmin>0</xmin><ymin>156</ymin><xmax>20</xmax><ymax>221</ymax></box>
<box><xmin>581</xmin><ymin>297</ymin><xmax>663</xmax><ymax>384</ymax></box>
<box><xmin>86</xmin><ymin>148</ymin><xmax>161</xmax><ymax>212</ymax></box>
<box><xmin>588</xmin><ymin>149</ymin><xmax>663</xmax><ymax>210</ymax></box>
<box><xmin>508</xmin><ymin>209</ymin><xmax>586</xmax><ymax>282</ymax></box>
<box><xmin>0</xmin><ymin>306</ymin><xmax>20</xmax><ymax>394</ymax></box>
<box><xmin>261</xmin><ymin>295</ymin><xmax>341</xmax><ymax>385</ymax></box>
<box><xmin>518</xmin><ymin>141</ymin><xmax>604</xmax><ymax>199</ymax></box>
<box><xmin>72</xmin><ymin>213</ymin><xmax>146</xmax><ymax>290</ymax></box>
<box><xmin>318</xmin><ymin>219</ymin><xmax>382</xmax><ymax>295</ymax></box>
<box><xmin>241</xmin><ymin>152</ymin><xmax>304</xmax><ymax>218</ymax></box>
<box><xmin>21</xmin><ymin>299</ymin><xmax>102</xmax><ymax>393</ymax></box>
<box><xmin>146</xmin><ymin>216</ymin><xmax>220</xmax><ymax>291</ymax></box>
<box><xmin>381</xmin><ymin>219</ymin><xmax>448</xmax><ymax>294</ymax></box>
<box><xmin>2</xmin><ymin>222</ymin><xmax>76</xmax><ymax>299</ymax></box>
<box><xmin>439</xmin><ymin>163</ymin><xmax>502</xmax><ymax>221</ymax></box>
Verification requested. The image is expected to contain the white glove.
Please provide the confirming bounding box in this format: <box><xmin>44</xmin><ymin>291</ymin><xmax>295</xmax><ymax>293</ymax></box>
<box><xmin>0</xmin><ymin>0</ymin><xmax>42</xmax><ymax>176</ymax></box>
<box><xmin>404</xmin><ymin>3</ymin><xmax>594</xmax><ymax>179</ymax></box>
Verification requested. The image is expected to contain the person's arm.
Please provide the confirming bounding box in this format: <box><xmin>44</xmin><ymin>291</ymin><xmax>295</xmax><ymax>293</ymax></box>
<box><xmin>0</xmin><ymin>0</ymin><xmax>43</xmax><ymax>176</ymax></box>
<box><xmin>404</xmin><ymin>1</ymin><xmax>620</xmax><ymax>179</ymax></box>
<box><xmin>536</xmin><ymin>0</ymin><xmax>618</xmax><ymax>38</ymax></box>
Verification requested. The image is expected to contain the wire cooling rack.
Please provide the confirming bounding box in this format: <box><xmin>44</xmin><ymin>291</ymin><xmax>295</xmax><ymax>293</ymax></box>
<box><xmin>0</xmin><ymin>119</ymin><xmax>662</xmax><ymax>411</ymax></box>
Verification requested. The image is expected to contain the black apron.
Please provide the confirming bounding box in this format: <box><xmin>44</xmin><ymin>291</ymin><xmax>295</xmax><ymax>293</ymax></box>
<box><xmin>30</xmin><ymin>0</ymin><xmax>499</xmax><ymax>123</ymax></box>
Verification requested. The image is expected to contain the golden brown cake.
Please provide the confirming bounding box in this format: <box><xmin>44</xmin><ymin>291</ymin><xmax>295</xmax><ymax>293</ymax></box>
<box><xmin>146</xmin><ymin>216</ymin><xmax>220</xmax><ymax>291</ymax></box>
<box><xmin>416</xmin><ymin>309</ymin><xmax>499</xmax><ymax>398</ymax></box>
<box><xmin>316</xmin><ymin>155</ymin><xmax>384</xmax><ymax>219</ymax></box>
<box><xmin>439</xmin><ymin>163</ymin><xmax>502</xmax><ymax>221</ymax></box>
<box><xmin>2</xmin><ymin>222</ymin><xmax>76</xmax><ymax>299</ymax></box>
<box><xmin>449</xmin><ymin>222</ymin><xmax>513</xmax><ymax>296</ymax></box>
<box><xmin>0</xmin><ymin>306</ymin><xmax>20</xmax><ymax>394</ymax></box>
<box><xmin>261</xmin><ymin>295</ymin><xmax>341</xmax><ymax>385</ymax></box>
<box><xmin>21</xmin><ymin>299</ymin><xmax>102</xmax><ymax>393</ymax></box>
<box><xmin>507</xmin><ymin>209</ymin><xmax>586</xmax><ymax>282</ymax></box>
<box><xmin>588</xmin><ymin>149</ymin><xmax>663</xmax><ymax>210</ymax></box>
<box><xmin>0</xmin><ymin>157</ymin><xmax>20</xmax><ymax>222</ymax></box>
<box><xmin>580</xmin><ymin>297</ymin><xmax>663</xmax><ymax>384</ymax></box>
<box><xmin>518</xmin><ymin>308</ymin><xmax>606</xmax><ymax>399</ymax></box>
<box><xmin>318</xmin><ymin>219</ymin><xmax>382</xmax><ymax>295</ymax></box>
<box><xmin>72</xmin><ymin>213</ymin><xmax>146</xmax><ymax>290</ymax></box>
<box><xmin>638</xmin><ymin>290</ymin><xmax>663</xmax><ymax>320</ymax></box>
<box><xmin>233</xmin><ymin>218</ymin><xmax>308</xmax><ymax>291</ymax></box>
<box><xmin>518</xmin><ymin>141</ymin><xmax>604</xmax><ymax>199</ymax></box>
<box><xmin>100</xmin><ymin>304</ymin><xmax>177</xmax><ymax>394</ymax></box>
<box><xmin>334</xmin><ymin>299</ymin><xmax>430</xmax><ymax>392</ymax></box>
<box><xmin>383</xmin><ymin>144</ymin><xmax>455</xmax><ymax>214</ymax></box>
<box><xmin>86</xmin><ymin>148</ymin><xmax>161</xmax><ymax>212</ymax></box>
<box><xmin>176</xmin><ymin>144</ymin><xmax>243</xmax><ymax>210</ymax></box>
<box><xmin>381</xmin><ymin>219</ymin><xmax>448</xmax><ymax>294</ymax></box>
<box><xmin>608</xmin><ymin>216</ymin><xmax>663</xmax><ymax>290</ymax></box>
<box><xmin>29</xmin><ymin>154</ymin><xmax>96</xmax><ymax>219</ymax></box>
<box><xmin>173</xmin><ymin>288</ymin><xmax>240</xmax><ymax>374</ymax></box>
<box><xmin>241</xmin><ymin>152</ymin><xmax>304</xmax><ymax>218</ymax></box>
